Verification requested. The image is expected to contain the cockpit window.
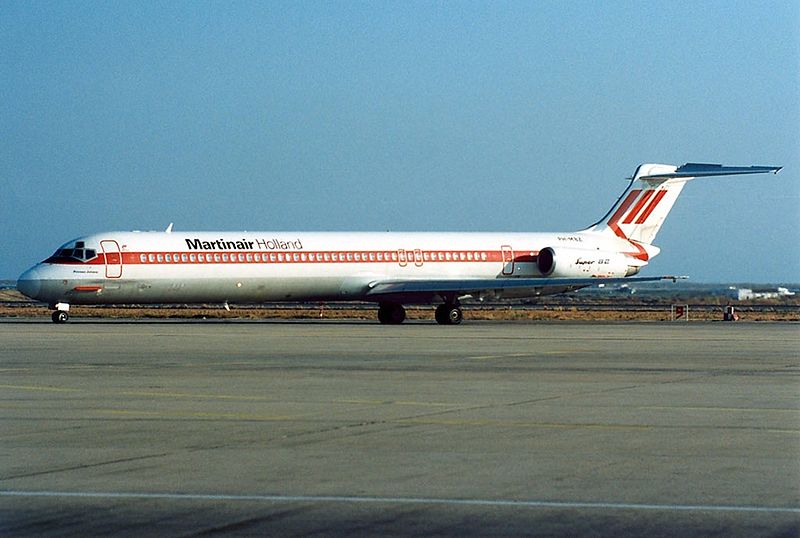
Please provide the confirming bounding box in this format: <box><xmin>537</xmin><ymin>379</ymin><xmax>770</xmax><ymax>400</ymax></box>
<box><xmin>50</xmin><ymin>242</ymin><xmax>97</xmax><ymax>262</ymax></box>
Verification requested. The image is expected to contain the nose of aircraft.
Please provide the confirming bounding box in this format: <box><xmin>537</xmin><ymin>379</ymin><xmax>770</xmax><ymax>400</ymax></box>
<box><xmin>17</xmin><ymin>266</ymin><xmax>43</xmax><ymax>300</ymax></box>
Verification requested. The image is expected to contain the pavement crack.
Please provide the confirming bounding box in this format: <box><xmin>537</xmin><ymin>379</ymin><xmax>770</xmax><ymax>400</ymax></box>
<box><xmin>0</xmin><ymin>452</ymin><xmax>171</xmax><ymax>481</ymax></box>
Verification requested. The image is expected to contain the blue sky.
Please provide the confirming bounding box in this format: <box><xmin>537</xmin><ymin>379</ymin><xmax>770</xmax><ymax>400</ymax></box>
<box><xmin>2</xmin><ymin>1</ymin><xmax>798</xmax><ymax>283</ymax></box>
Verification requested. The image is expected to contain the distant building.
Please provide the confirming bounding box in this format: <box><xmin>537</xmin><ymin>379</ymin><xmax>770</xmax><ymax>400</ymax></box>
<box><xmin>733</xmin><ymin>287</ymin><xmax>795</xmax><ymax>300</ymax></box>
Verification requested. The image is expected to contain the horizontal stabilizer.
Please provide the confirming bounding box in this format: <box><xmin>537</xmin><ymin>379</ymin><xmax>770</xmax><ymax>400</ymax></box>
<box><xmin>640</xmin><ymin>163</ymin><xmax>782</xmax><ymax>180</ymax></box>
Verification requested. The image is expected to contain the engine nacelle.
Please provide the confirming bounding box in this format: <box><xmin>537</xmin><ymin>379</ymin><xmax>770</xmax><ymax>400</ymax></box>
<box><xmin>536</xmin><ymin>247</ymin><xmax>641</xmax><ymax>278</ymax></box>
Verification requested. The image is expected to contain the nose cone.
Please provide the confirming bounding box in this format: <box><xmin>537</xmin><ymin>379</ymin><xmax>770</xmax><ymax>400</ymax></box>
<box><xmin>17</xmin><ymin>266</ymin><xmax>43</xmax><ymax>300</ymax></box>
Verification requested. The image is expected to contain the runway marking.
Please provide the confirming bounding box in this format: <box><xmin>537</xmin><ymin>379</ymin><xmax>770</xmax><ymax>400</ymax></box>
<box><xmin>0</xmin><ymin>384</ymin><xmax>81</xmax><ymax>393</ymax></box>
<box><xmin>466</xmin><ymin>351</ymin><xmax>580</xmax><ymax>360</ymax></box>
<box><xmin>101</xmin><ymin>409</ymin><xmax>299</xmax><ymax>421</ymax></box>
<box><xmin>396</xmin><ymin>418</ymin><xmax>652</xmax><ymax>431</ymax></box>
<box><xmin>1</xmin><ymin>490</ymin><xmax>797</xmax><ymax>514</ymax></box>
<box><xmin>118</xmin><ymin>390</ymin><xmax>277</xmax><ymax>401</ymax></box>
<box><xmin>335</xmin><ymin>399</ymin><xmax>455</xmax><ymax>408</ymax></box>
<box><xmin>641</xmin><ymin>405</ymin><xmax>800</xmax><ymax>414</ymax></box>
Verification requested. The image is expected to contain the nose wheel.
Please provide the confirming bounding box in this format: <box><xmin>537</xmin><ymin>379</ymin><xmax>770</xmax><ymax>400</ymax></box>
<box><xmin>51</xmin><ymin>310</ymin><xmax>69</xmax><ymax>323</ymax></box>
<box><xmin>435</xmin><ymin>304</ymin><xmax>463</xmax><ymax>325</ymax></box>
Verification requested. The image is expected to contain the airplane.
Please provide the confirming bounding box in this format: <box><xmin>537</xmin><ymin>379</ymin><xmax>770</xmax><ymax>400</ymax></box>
<box><xmin>16</xmin><ymin>162</ymin><xmax>781</xmax><ymax>324</ymax></box>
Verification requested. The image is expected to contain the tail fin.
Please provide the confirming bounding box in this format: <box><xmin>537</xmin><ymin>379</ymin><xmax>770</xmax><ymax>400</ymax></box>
<box><xmin>587</xmin><ymin>163</ymin><xmax>781</xmax><ymax>245</ymax></box>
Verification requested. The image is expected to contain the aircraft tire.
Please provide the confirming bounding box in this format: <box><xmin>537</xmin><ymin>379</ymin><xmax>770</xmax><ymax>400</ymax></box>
<box><xmin>435</xmin><ymin>304</ymin><xmax>462</xmax><ymax>325</ymax></box>
<box><xmin>378</xmin><ymin>303</ymin><xmax>406</xmax><ymax>324</ymax></box>
<box><xmin>435</xmin><ymin>304</ymin><xmax>448</xmax><ymax>324</ymax></box>
<box><xmin>51</xmin><ymin>311</ymin><xmax>69</xmax><ymax>323</ymax></box>
<box><xmin>447</xmin><ymin>305</ymin><xmax>463</xmax><ymax>325</ymax></box>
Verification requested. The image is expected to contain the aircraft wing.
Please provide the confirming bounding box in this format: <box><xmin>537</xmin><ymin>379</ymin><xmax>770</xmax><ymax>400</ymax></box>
<box><xmin>365</xmin><ymin>275</ymin><xmax>681</xmax><ymax>303</ymax></box>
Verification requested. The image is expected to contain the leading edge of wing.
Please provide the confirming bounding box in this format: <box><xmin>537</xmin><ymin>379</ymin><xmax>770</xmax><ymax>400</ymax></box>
<box><xmin>366</xmin><ymin>275</ymin><xmax>683</xmax><ymax>301</ymax></box>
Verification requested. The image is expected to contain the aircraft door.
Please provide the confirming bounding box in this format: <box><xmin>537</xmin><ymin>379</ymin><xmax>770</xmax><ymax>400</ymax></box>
<box><xmin>501</xmin><ymin>245</ymin><xmax>514</xmax><ymax>275</ymax></box>
<box><xmin>101</xmin><ymin>240</ymin><xmax>123</xmax><ymax>278</ymax></box>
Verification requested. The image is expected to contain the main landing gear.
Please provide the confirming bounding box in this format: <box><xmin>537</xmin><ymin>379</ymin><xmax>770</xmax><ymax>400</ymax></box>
<box><xmin>377</xmin><ymin>302</ymin><xmax>463</xmax><ymax>325</ymax></box>
<box><xmin>50</xmin><ymin>303</ymin><xmax>70</xmax><ymax>323</ymax></box>
<box><xmin>377</xmin><ymin>302</ymin><xmax>406</xmax><ymax>324</ymax></box>
<box><xmin>435</xmin><ymin>303</ymin><xmax>463</xmax><ymax>325</ymax></box>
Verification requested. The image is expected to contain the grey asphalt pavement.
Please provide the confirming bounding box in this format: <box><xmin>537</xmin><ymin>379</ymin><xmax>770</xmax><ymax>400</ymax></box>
<box><xmin>1</xmin><ymin>320</ymin><xmax>798</xmax><ymax>536</ymax></box>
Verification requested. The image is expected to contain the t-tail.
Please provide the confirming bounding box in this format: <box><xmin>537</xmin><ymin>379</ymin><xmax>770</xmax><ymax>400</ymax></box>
<box><xmin>586</xmin><ymin>163</ymin><xmax>782</xmax><ymax>247</ymax></box>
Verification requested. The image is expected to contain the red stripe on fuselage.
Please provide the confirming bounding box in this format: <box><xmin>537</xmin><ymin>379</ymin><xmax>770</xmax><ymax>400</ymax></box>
<box><xmin>45</xmin><ymin>249</ymin><xmax>548</xmax><ymax>266</ymax></box>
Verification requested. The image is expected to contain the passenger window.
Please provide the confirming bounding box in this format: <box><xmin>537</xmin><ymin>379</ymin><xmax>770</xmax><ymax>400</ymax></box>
<box><xmin>148</xmin><ymin>254</ymin><xmax>155</xmax><ymax>262</ymax></box>
<box><xmin>197</xmin><ymin>254</ymin><xmax>204</xmax><ymax>262</ymax></box>
<box><xmin>214</xmin><ymin>254</ymin><xmax>220</xmax><ymax>262</ymax></box>
<box><xmin>190</xmin><ymin>254</ymin><xmax>196</xmax><ymax>262</ymax></box>
<box><xmin>165</xmin><ymin>254</ymin><xmax>171</xmax><ymax>262</ymax></box>
<box><xmin>157</xmin><ymin>254</ymin><xmax>163</xmax><ymax>262</ymax></box>
<box><xmin>324</xmin><ymin>253</ymin><xmax>330</xmax><ymax>261</ymax></box>
<box><xmin>293</xmin><ymin>253</ymin><xmax>299</xmax><ymax>261</ymax></box>
<box><xmin>246</xmin><ymin>254</ymin><xmax>252</xmax><ymax>262</ymax></box>
<box><xmin>181</xmin><ymin>254</ymin><xmax>188</xmax><ymax>262</ymax></box>
<box><xmin>140</xmin><ymin>254</ymin><xmax>147</xmax><ymax>263</ymax></box>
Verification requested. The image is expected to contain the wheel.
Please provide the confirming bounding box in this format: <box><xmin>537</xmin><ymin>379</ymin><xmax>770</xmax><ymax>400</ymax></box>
<box><xmin>378</xmin><ymin>303</ymin><xmax>406</xmax><ymax>324</ymax></box>
<box><xmin>435</xmin><ymin>304</ymin><xmax>462</xmax><ymax>325</ymax></box>
<box><xmin>446</xmin><ymin>305</ymin><xmax>463</xmax><ymax>325</ymax></box>
<box><xmin>51</xmin><ymin>310</ymin><xmax>69</xmax><ymax>323</ymax></box>
<box><xmin>435</xmin><ymin>304</ymin><xmax>448</xmax><ymax>324</ymax></box>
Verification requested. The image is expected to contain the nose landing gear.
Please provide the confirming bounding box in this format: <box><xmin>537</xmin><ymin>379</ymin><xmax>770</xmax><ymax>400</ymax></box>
<box><xmin>50</xmin><ymin>303</ymin><xmax>70</xmax><ymax>323</ymax></box>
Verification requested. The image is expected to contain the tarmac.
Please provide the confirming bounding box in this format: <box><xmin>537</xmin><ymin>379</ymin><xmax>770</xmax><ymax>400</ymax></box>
<box><xmin>0</xmin><ymin>319</ymin><xmax>798</xmax><ymax>537</ymax></box>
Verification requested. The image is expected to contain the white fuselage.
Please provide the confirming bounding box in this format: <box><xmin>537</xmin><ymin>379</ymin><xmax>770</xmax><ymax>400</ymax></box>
<box><xmin>17</xmin><ymin>230</ymin><xmax>644</xmax><ymax>306</ymax></box>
